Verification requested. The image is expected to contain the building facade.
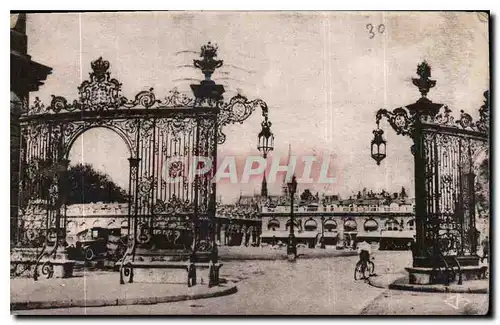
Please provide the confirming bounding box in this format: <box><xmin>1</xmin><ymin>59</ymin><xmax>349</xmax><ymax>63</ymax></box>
<box><xmin>64</xmin><ymin>196</ymin><xmax>263</xmax><ymax>247</ymax></box>
<box><xmin>260</xmin><ymin>199</ymin><xmax>416</xmax><ymax>249</ymax></box>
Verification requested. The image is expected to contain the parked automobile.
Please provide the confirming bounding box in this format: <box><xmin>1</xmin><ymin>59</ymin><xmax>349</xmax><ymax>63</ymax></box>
<box><xmin>68</xmin><ymin>227</ymin><xmax>127</xmax><ymax>261</ymax></box>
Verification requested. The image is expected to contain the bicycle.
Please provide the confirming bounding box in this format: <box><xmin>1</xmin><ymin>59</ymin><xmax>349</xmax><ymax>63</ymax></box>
<box><xmin>354</xmin><ymin>257</ymin><xmax>375</xmax><ymax>280</ymax></box>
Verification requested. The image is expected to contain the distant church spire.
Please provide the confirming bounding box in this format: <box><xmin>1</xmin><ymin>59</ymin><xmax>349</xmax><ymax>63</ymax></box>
<box><xmin>287</xmin><ymin>143</ymin><xmax>291</xmax><ymax>165</ymax></box>
<box><xmin>261</xmin><ymin>174</ymin><xmax>268</xmax><ymax>197</ymax></box>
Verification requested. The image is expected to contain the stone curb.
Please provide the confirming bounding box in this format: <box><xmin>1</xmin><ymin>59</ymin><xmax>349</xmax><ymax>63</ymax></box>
<box><xmin>367</xmin><ymin>274</ymin><xmax>488</xmax><ymax>294</ymax></box>
<box><xmin>220</xmin><ymin>251</ymin><xmax>358</xmax><ymax>261</ymax></box>
<box><xmin>367</xmin><ymin>274</ymin><xmax>406</xmax><ymax>289</ymax></box>
<box><xmin>389</xmin><ymin>282</ymin><xmax>488</xmax><ymax>294</ymax></box>
<box><xmin>10</xmin><ymin>285</ymin><xmax>238</xmax><ymax>311</ymax></box>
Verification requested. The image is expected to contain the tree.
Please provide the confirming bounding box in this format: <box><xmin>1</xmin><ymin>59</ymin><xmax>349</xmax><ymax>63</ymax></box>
<box><xmin>67</xmin><ymin>163</ymin><xmax>128</xmax><ymax>204</ymax></box>
<box><xmin>475</xmin><ymin>156</ymin><xmax>489</xmax><ymax>218</ymax></box>
<box><xmin>300</xmin><ymin>189</ymin><xmax>314</xmax><ymax>203</ymax></box>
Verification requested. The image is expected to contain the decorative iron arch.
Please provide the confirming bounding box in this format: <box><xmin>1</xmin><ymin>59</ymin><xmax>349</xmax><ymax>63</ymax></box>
<box><xmin>63</xmin><ymin>124</ymin><xmax>134</xmax><ymax>159</ymax></box>
<box><xmin>17</xmin><ymin>43</ymin><xmax>273</xmax><ymax>283</ymax></box>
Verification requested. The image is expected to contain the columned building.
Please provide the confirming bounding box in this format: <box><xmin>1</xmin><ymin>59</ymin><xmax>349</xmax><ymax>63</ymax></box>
<box><xmin>10</xmin><ymin>13</ymin><xmax>52</xmax><ymax>243</ymax></box>
<box><xmin>260</xmin><ymin>194</ymin><xmax>416</xmax><ymax>250</ymax></box>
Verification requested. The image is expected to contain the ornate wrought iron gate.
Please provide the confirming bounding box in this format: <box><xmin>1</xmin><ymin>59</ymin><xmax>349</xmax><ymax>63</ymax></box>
<box><xmin>374</xmin><ymin>62</ymin><xmax>489</xmax><ymax>270</ymax></box>
<box><xmin>16</xmin><ymin>43</ymin><xmax>271</xmax><ymax>281</ymax></box>
<box><xmin>416</xmin><ymin>102</ymin><xmax>488</xmax><ymax>267</ymax></box>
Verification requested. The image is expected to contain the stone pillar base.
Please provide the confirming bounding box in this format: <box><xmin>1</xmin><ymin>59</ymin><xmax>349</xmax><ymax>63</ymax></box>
<box><xmin>133</xmin><ymin>267</ymin><xmax>212</xmax><ymax>285</ymax></box>
<box><xmin>406</xmin><ymin>266</ymin><xmax>488</xmax><ymax>285</ymax></box>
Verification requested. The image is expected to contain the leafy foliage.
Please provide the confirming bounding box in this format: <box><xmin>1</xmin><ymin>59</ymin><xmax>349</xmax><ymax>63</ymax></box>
<box><xmin>475</xmin><ymin>156</ymin><xmax>489</xmax><ymax>218</ymax></box>
<box><xmin>300</xmin><ymin>189</ymin><xmax>314</xmax><ymax>203</ymax></box>
<box><xmin>67</xmin><ymin>163</ymin><xmax>128</xmax><ymax>204</ymax></box>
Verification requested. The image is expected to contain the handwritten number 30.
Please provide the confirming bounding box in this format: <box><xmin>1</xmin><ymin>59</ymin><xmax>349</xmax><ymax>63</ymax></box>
<box><xmin>366</xmin><ymin>24</ymin><xmax>385</xmax><ymax>39</ymax></box>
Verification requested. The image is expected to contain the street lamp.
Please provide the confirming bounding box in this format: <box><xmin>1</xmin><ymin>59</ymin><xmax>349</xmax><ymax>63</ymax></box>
<box><xmin>257</xmin><ymin>115</ymin><xmax>274</xmax><ymax>159</ymax></box>
<box><xmin>287</xmin><ymin>175</ymin><xmax>298</xmax><ymax>261</ymax></box>
<box><xmin>258</xmin><ymin>112</ymin><xmax>274</xmax><ymax>198</ymax></box>
<box><xmin>371</xmin><ymin>122</ymin><xmax>386</xmax><ymax>165</ymax></box>
<box><xmin>320</xmin><ymin>216</ymin><xmax>326</xmax><ymax>249</ymax></box>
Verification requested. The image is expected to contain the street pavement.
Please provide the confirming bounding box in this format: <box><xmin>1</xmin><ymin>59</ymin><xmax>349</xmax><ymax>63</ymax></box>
<box><xmin>13</xmin><ymin>251</ymin><xmax>489</xmax><ymax>315</ymax></box>
<box><xmin>361</xmin><ymin>289</ymin><xmax>489</xmax><ymax>315</ymax></box>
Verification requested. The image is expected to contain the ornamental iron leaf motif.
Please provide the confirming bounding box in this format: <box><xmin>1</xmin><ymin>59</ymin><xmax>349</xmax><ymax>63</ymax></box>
<box><xmin>78</xmin><ymin>57</ymin><xmax>127</xmax><ymax>111</ymax></box>
<box><xmin>376</xmin><ymin>107</ymin><xmax>413</xmax><ymax>137</ymax></box>
<box><xmin>23</xmin><ymin>55</ymin><xmax>272</xmax><ymax>143</ymax></box>
<box><xmin>434</xmin><ymin>105</ymin><xmax>454</xmax><ymax>126</ymax></box>
<box><xmin>374</xmin><ymin>61</ymin><xmax>488</xmax><ymax>141</ymax></box>
<box><xmin>217</xmin><ymin>94</ymin><xmax>269</xmax><ymax>144</ymax></box>
<box><xmin>476</xmin><ymin>90</ymin><xmax>490</xmax><ymax>133</ymax></box>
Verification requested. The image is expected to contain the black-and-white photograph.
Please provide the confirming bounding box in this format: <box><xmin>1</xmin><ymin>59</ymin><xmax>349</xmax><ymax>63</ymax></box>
<box><xmin>9</xmin><ymin>11</ymin><xmax>490</xmax><ymax>315</ymax></box>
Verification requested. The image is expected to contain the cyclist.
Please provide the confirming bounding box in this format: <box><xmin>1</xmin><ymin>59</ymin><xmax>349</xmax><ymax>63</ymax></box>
<box><xmin>357</xmin><ymin>241</ymin><xmax>372</xmax><ymax>267</ymax></box>
<box><xmin>354</xmin><ymin>240</ymin><xmax>375</xmax><ymax>280</ymax></box>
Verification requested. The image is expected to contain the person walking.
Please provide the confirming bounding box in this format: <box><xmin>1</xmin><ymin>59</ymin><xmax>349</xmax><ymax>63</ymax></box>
<box><xmin>481</xmin><ymin>236</ymin><xmax>489</xmax><ymax>263</ymax></box>
<box><xmin>409</xmin><ymin>235</ymin><xmax>417</xmax><ymax>259</ymax></box>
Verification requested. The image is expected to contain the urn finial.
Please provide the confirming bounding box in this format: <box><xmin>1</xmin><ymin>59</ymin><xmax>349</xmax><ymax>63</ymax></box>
<box><xmin>412</xmin><ymin>61</ymin><xmax>436</xmax><ymax>98</ymax></box>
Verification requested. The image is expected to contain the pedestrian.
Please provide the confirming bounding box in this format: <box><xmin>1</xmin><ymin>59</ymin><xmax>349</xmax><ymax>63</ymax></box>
<box><xmin>481</xmin><ymin>236</ymin><xmax>489</xmax><ymax>263</ymax></box>
<box><xmin>409</xmin><ymin>236</ymin><xmax>417</xmax><ymax>259</ymax></box>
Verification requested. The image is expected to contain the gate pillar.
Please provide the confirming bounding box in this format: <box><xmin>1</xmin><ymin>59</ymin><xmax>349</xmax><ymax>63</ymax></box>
<box><xmin>374</xmin><ymin>62</ymin><xmax>489</xmax><ymax>285</ymax></box>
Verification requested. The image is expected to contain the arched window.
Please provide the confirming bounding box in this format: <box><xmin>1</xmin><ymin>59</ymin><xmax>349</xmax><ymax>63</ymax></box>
<box><xmin>407</xmin><ymin>218</ymin><xmax>415</xmax><ymax>230</ymax></box>
<box><xmin>267</xmin><ymin>219</ymin><xmax>280</xmax><ymax>231</ymax></box>
<box><xmin>385</xmin><ymin>219</ymin><xmax>400</xmax><ymax>231</ymax></box>
<box><xmin>364</xmin><ymin>218</ymin><xmax>378</xmax><ymax>232</ymax></box>
<box><xmin>285</xmin><ymin>219</ymin><xmax>300</xmax><ymax>231</ymax></box>
<box><xmin>344</xmin><ymin>219</ymin><xmax>357</xmax><ymax>232</ymax></box>
<box><xmin>304</xmin><ymin>218</ymin><xmax>318</xmax><ymax>231</ymax></box>
<box><xmin>324</xmin><ymin>218</ymin><xmax>337</xmax><ymax>232</ymax></box>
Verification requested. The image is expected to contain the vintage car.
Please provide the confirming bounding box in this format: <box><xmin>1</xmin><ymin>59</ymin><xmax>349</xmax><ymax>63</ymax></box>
<box><xmin>69</xmin><ymin>227</ymin><xmax>127</xmax><ymax>261</ymax></box>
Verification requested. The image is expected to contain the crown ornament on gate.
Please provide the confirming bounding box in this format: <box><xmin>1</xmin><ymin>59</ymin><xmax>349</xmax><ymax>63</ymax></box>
<box><xmin>90</xmin><ymin>57</ymin><xmax>111</xmax><ymax>82</ymax></box>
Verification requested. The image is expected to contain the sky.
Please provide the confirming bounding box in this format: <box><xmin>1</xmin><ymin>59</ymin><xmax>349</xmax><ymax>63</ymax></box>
<box><xmin>26</xmin><ymin>11</ymin><xmax>489</xmax><ymax>203</ymax></box>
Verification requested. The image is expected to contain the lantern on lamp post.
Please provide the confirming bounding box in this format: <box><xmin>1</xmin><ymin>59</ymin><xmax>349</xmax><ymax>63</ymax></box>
<box><xmin>371</xmin><ymin>122</ymin><xmax>387</xmax><ymax>165</ymax></box>
<box><xmin>258</xmin><ymin>113</ymin><xmax>274</xmax><ymax>198</ymax></box>
<box><xmin>257</xmin><ymin>115</ymin><xmax>274</xmax><ymax>159</ymax></box>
